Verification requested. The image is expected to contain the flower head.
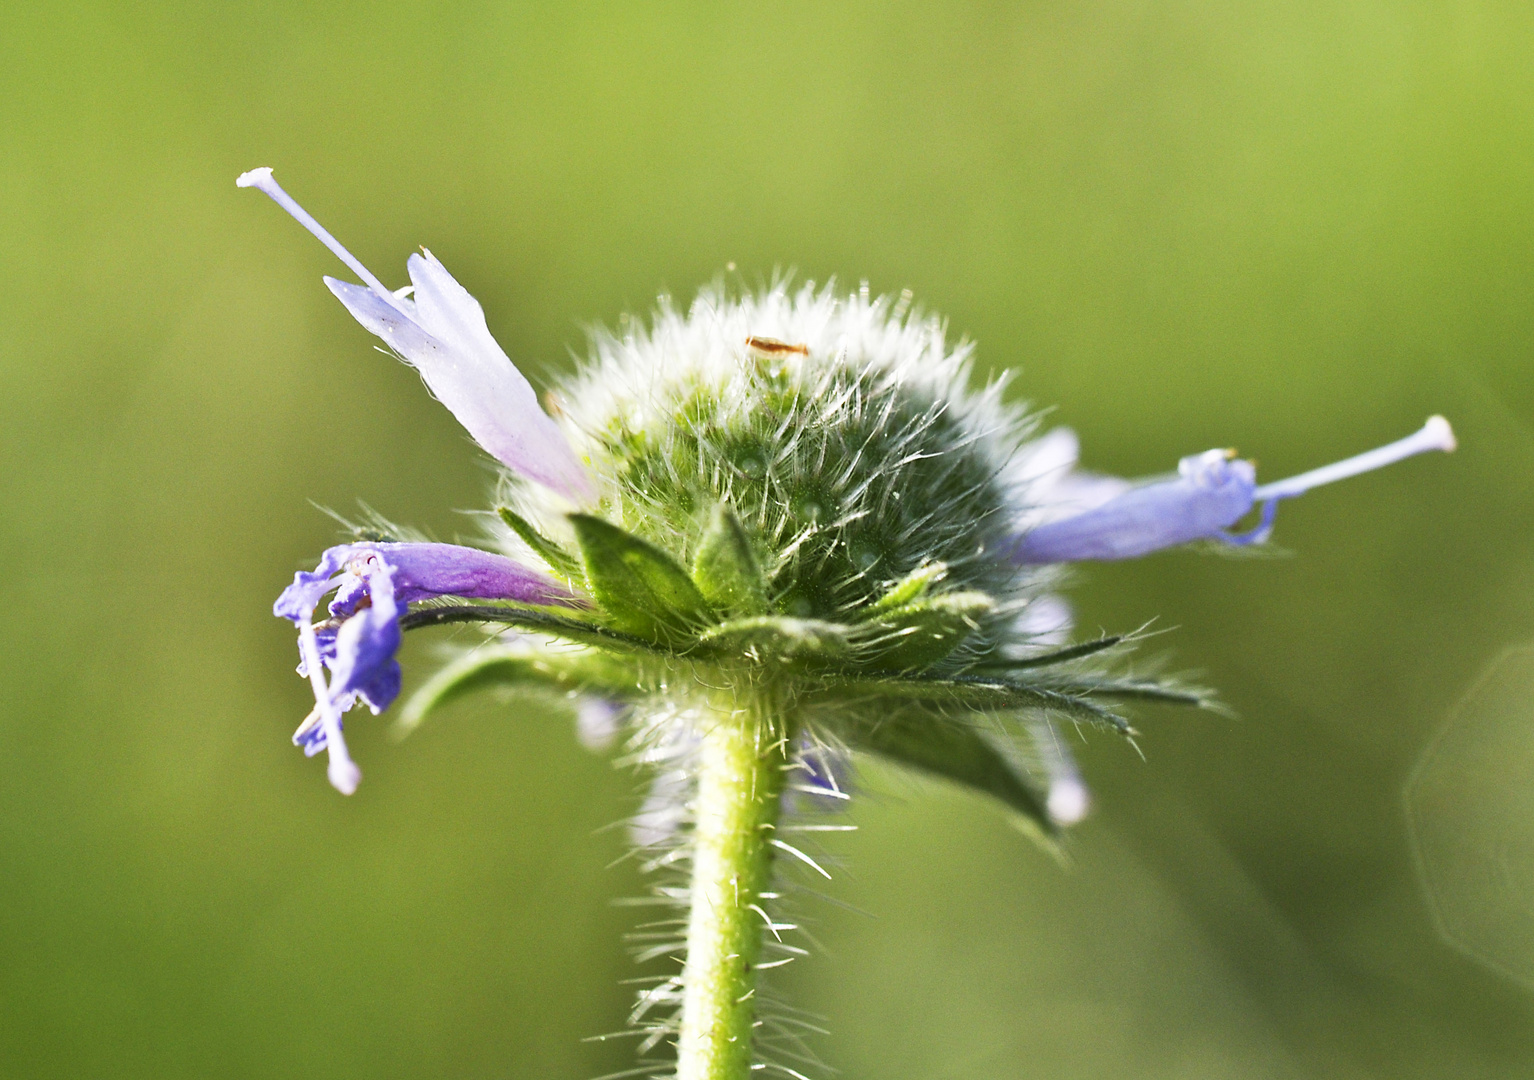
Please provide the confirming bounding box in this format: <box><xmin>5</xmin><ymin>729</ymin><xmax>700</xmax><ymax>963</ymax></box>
<box><xmin>243</xmin><ymin>167</ymin><xmax>1454</xmax><ymax>820</ymax></box>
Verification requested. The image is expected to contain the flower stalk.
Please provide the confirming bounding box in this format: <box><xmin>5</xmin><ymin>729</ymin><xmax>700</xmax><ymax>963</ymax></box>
<box><xmin>676</xmin><ymin>693</ymin><xmax>795</xmax><ymax>1080</ymax></box>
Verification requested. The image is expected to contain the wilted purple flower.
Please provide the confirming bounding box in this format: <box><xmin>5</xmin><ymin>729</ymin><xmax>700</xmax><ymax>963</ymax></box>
<box><xmin>1011</xmin><ymin>416</ymin><xmax>1456</xmax><ymax>564</ymax></box>
<box><xmin>237</xmin><ymin>168</ymin><xmax>595</xmax><ymax>502</ymax></box>
<box><xmin>274</xmin><ymin>542</ymin><xmax>577</xmax><ymax>794</ymax></box>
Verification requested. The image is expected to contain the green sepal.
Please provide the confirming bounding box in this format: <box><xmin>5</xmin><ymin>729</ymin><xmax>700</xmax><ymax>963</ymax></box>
<box><xmin>862</xmin><ymin>561</ymin><xmax>947</xmax><ymax>617</ymax></box>
<box><xmin>497</xmin><ymin>506</ymin><xmax>580</xmax><ymax>579</ymax></box>
<box><xmin>399</xmin><ymin>603</ymin><xmax>663</xmax><ymax>654</ymax></box>
<box><xmin>568</xmin><ymin>514</ymin><xmax>713</xmax><ymax>642</ymax></box>
<box><xmin>393</xmin><ymin>645</ymin><xmax>650</xmax><ymax>738</ymax></box>
<box><xmin>805</xmin><ymin>672</ymin><xmax>1135</xmax><ymax>734</ymax></box>
<box><xmin>860</xmin><ymin>590</ymin><xmax>995</xmax><ymax>672</ymax></box>
<box><xmin>837</xmin><ymin>704</ymin><xmax>1055</xmax><ymax>838</ymax></box>
<box><xmin>1032</xmin><ymin>675</ymin><xmax>1214</xmax><ymax>710</ymax></box>
<box><xmin>691</xmin><ymin>503</ymin><xmax>769</xmax><ymax>616</ymax></box>
<box><xmin>980</xmin><ymin>635</ymin><xmax>1124</xmax><ymax>671</ymax></box>
<box><xmin>696</xmin><ymin>615</ymin><xmax>852</xmax><ymax>665</ymax></box>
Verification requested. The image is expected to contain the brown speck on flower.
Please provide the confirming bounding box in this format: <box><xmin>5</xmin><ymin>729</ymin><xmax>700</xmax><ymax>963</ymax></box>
<box><xmin>746</xmin><ymin>336</ymin><xmax>809</xmax><ymax>357</ymax></box>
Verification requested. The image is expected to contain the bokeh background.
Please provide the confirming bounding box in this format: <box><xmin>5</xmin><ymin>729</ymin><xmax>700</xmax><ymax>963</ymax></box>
<box><xmin>4</xmin><ymin>2</ymin><xmax>1533</xmax><ymax>1076</ymax></box>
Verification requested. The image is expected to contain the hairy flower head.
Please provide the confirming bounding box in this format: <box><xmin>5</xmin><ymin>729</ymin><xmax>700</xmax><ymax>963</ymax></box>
<box><xmin>243</xmin><ymin>166</ymin><xmax>1454</xmax><ymax>813</ymax></box>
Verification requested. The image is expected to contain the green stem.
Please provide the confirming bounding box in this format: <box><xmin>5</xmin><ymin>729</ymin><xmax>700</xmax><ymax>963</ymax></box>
<box><xmin>675</xmin><ymin>693</ymin><xmax>793</xmax><ymax>1080</ymax></box>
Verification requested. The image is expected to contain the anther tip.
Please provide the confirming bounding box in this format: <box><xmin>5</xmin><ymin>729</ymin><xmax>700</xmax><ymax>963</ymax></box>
<box><xmin>328</xmin><ymin>758</ymin><xmax>362</xmax><ymax>796</ymax></box>
<box><xmin>236</xmin><ymin>166</ymin><xmax>274</xmax><ymax>189</ymax></box>
<box><xmin>1425</xmin><ymin>415</ymin><xmax>1457</xmax><ymax>453</ymax></box>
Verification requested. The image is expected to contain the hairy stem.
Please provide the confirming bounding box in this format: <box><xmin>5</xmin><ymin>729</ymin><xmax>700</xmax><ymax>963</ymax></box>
<box><xmin>675</xmin><ymin>694</ymin><xmax>792</xmax><ymax>1080</ymax></box>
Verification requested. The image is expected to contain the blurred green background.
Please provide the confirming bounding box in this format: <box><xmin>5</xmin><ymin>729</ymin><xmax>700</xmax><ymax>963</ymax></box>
<box><xmin>3</xmin><ymin>1</ymin><xmax>1532</xmax><ymax>1076</ymax></box>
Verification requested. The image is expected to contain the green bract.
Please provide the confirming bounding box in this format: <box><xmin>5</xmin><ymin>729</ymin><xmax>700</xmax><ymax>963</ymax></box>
<box><xmin>402</xmin><ymin>285</ymin><xmax>1207</xmax><ymax>838</ymax></box>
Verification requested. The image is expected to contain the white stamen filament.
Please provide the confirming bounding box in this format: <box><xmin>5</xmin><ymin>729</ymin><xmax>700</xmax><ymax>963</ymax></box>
<box><xmin>1252</xmin><ymin>416</ymin><xmax>1456</xmax><ymax>502</ymax></box>
<box><xmin>296</xmin><ymin>616</ymin><xmax>361</xmax><ymax>795</ymax></box>
<box><xmin>1032</xmin><ymin>719</ymin><xmax>1091</xmax><ymax>825</ymax></box>
<box><xmin>236</xmin><ymin>167</ymin><xmax>411</xmax><ymax>318</ymax></box>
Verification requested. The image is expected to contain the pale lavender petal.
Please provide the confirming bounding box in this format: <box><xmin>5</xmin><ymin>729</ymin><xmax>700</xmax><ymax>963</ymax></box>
<box><xmin>273</xmin><ymin>547</ymin><xmax>350</xmax><ymax>621</ymax></box>
<box><xmin>1011</xmin><ymin>418</ymin><xmax>1456</xmax><ymax>564</ymax></box>
<box><xmin>1010</xmin><ymin>427</ymin><xmax>1132</xmax><ymax>530</ymax></box>
<box><xmin>576</xmin><ymin>698</ymin><xmax>627</xmax><ymax>752</ymax></box>
<box><xmin>240</xmin><ymin>168</ymin><xmax>594</xmax><ymax>501</ymax></box>
<box><xmin>1012</xmin><ymin>449</ymin><xmax>1255</xmax><ymax>563</ymax></box>
<box><xmin>402</xmin><ymin>252</ymin><xmax>594</xmax><ymax>500</ymax></box>
<box><xmin>1017</xmin><ymin>593</ymin><xmax>1073</xmax><ymax>646</ymax></box>
<box><xmin>324</xmin><ymin>278</ymin><xmax>446</xmax><ymax>363</ymax></box>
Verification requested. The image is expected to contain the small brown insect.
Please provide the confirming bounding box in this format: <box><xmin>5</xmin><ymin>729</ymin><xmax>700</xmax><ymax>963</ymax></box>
<box><xmin>746</xmin><ymin>336</ymin><xmax>809</xmax><ymax>357</ymax></box>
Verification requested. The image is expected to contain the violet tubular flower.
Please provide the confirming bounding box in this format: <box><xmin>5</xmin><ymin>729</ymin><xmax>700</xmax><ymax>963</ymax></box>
<box><xmin>274</xmin><ymin>542</ymin><xmax>577</xmax><ymax>794</ymax></box>
<box><xmin>1011</xmin><ymin>415</ymin><xmax>1456</xmax><ymax>564</ymax></box>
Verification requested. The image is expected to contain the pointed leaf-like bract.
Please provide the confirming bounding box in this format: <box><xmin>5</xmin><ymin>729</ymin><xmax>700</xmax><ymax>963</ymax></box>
<box><xmin>498</xmin><ymin>505</ymin><xmax>581</xmax><ymax>580</ymax></box>
<box><xmin>862</xmin><ymin>590</ymin><xmax>995</xmax><ymax>672</ymax></box>
<box><xmin>696</xmin><ymin>615</ymin><xmax>852</xmax><ymax>664</ymax></box>
<box><xmin>398</xmin><ymin>603</ymin><xmax>660</xmax><ymax>653</ymax></box>
<box><xmin>395</xmin><ymin>650</ymin><xmax>558</xmax><ymax>738</ymax></box>
<box><xmin>692</xmin><ymin>503</ymin><xmax>769</xmax><ymax>616</ymax></box>
<box><xmin>988</xmin><ymin>635</ymin><xmax>1124</xmax><ymax>671</ymax></box>
<box><xmin>570</xmin><ymin>514</ymin><xmax>712</xmax><ymax>641</ymax></box>
<box><xmin>806</xmin><ymin>673</ymin><xmax>1134</xmax><ymax>734</ymax></box>
<box><xmin>862</xmin><ymin>561</ymin><xmax>948</xmax><ymax>618</ymax></box>
<box><xmin>394</xmin><ymin>645</ymin><xmax>650</xmax><ymax>738</ymax></box>
<box><xmin>1033</xmin><ymin>675</ymin><xmax>1212</xmax><ymax>709</ymax></box>
<box><xmin>839</xmin><ymin>705</ymin><xmax>1054</xmax><ymax>836</ymax></box>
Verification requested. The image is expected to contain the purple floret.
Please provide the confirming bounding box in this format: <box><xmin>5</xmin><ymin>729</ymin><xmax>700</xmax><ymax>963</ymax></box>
<box><xmin>274</xmin><ymin>541</ymin><xmax>580</xmax><ymax>791</ymax></box>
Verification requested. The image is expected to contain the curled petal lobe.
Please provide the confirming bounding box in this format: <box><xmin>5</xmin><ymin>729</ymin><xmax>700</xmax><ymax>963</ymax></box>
<box><xmin>273</xmin><ymin>547</ymin><xmax>351</xmax><ymax>622</ymax></box>
<box><xmin>274</xmin><ymin>541</ymin><xmax>578</xmax><ymax>791</ymax></box>
<box><xmin>323</xmin><ymin>280</ymin><xmax>446</xmax><ymax>368</ymax></box>
<box><xmin>324</xmin><ymin>553</ymin><xmax>404</xmax><ymax>714</ymax></box>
